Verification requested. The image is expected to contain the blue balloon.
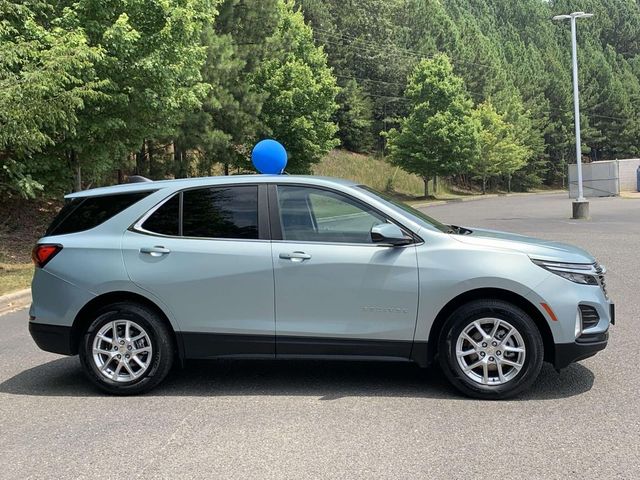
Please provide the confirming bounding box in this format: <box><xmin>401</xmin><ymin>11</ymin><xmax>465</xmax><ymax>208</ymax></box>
<box><xmin>252</xmin><ymin>139</ymin><xmax>288</xmax><ymax>174</ymax></box>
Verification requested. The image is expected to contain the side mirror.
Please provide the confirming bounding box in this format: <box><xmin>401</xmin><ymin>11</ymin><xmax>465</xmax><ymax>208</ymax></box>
<box><xmin>370</xmin><ymin>223</ymin><xmax>412</xmax><ymax>246</ymax></box>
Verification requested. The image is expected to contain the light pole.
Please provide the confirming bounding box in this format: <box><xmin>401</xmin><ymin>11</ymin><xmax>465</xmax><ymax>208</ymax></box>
<box><xmin>553</xmin><ymin>11</ymin><xmax>593</xmax><ymax>219</ymax></box>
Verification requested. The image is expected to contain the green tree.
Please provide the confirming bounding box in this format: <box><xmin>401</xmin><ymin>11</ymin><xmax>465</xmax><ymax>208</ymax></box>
<box><xmin>177</xmin><ymin>0</ymin><xmax>281</xmax><ymax>176</ymax></box>
<box><xmin>0</xmin><ymin>0</ymin><xmax>104</xmax><ymax>197</ymax></box>
<box><xmin>299</xmin><ymin>0</ymin><xmax>413</xmax><ymax>149</ymax></box>
<box><xmin>386</xmin><ymin>54</ymin><xmax>478</xmax><ymax>197</ymax></box>
<box><xmin>471</xmin><ymin>102</ymin><xmax>503</xmax><ymax>193</ymax></box>
<box><xmin>334</xmin><ymin>79</ymin><xmax>374</xmax><ymax>152</ymax></box>
<box><xmin>253</xmin><ymin>0</ymin><xmax>339</xmax><ymax>173</ymax></box>
<box><xmin>5</xmin><ymin>0</ymin><xmax>640</xmax><ymax>196</ymax></box>
<box><xmin>37</xmin><ymin>0</ymin><xmax>216</xmax><ymax>190</ymax></box>
<box><xmin>476</xmin><ymin>102</ymin><xmax>530</xmax><ymax>192</ymax></box>
<box><xmin>500</xmin><ymin>92</ymin><xmax>546</xmax><ymax>190</ymax></box>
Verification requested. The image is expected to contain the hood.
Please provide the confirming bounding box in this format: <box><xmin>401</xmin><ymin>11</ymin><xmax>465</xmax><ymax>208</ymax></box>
<box><xmin>451</xmin><ymin>227</ymin><xmax>595</xmax><ymax>264</ymax></box>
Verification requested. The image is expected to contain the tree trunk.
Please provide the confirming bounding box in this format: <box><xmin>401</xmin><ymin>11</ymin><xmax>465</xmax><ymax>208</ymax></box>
<box><xmin>70</xmin><ymin>150</ymin><xmax>81</xmax><ymax>192</ymax></box>
<box><xmin>224</xmin><ymin>163</ymin><xmax>229</xmax><ymax>176</ymax></box>
<box><xmin>173</xmin><ymin>141</ymin><xmax>184</xmax><ymax>178</ymax></box>
<box><xmin>432</xmin><ymin>175</ymin><xmax>438</xmax><ymax>195</ymax></box>
<box><xmin>147</xmin><ymin>140</ymin><xmax>154</xmax><ymax>178</ymax></box>
<box><xmin>507</xmin><ymin>174</ymin><xmax>512</xmax><ymax>193</ymax></box>
<box><xmin>75</xmin><ymin>164</ymin><xmax>82</xmax><ymax>191</ymax></box>
<box><xmin>135</xmin><ymin>140</ymin><xmax>146</xmax><ymax>176</ymax></box>
<box><xmin>423</xmin><ymin>177</ymin><xmax>429</xmax><ymax>198</ymax></box>
<box><xmin>482</xmin><ymin>175</ymin><xmax>487</xmax><ymax>195</ymax></box>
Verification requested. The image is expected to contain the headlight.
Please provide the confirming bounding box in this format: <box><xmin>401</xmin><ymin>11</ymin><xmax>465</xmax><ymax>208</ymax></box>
<box><xmin>531</xmin><ymin>259</ymin><xmax>599</xmax><ymax>285</ymax></box>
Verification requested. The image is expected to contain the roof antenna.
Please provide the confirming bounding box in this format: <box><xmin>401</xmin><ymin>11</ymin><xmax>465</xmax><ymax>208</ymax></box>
<box><xmin>127</xmin><ymin>175</ymin><xmax>153</xmax><ymax>183</ymax></box>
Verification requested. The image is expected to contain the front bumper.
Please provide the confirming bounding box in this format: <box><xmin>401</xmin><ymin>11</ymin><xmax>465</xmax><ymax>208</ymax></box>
<box><xmin>29</xmin><ymin>322</ymin><xmax>75</xmax><ymax>355</ymax></box>
<box><xmin>553</xmin><ymin>331</ymin><xmax>608</xmax><ymax>369</ymax></box>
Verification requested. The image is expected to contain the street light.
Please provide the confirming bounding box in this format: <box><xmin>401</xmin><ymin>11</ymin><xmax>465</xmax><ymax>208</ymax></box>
<box><xmin>553</xmin><ymin>11</ymin><xmax>593</xmax><ymax>219</ymax></box>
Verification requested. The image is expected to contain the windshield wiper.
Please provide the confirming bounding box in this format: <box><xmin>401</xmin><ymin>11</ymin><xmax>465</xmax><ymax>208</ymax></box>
<box><xmin>448</xmin><ymin>224</ymin><xmax>473</xmax><ymax>235</ymax></box>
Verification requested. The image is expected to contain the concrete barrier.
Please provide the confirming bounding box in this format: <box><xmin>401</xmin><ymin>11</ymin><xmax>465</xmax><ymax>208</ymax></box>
<box><xmin>568</xmin><ymin>158</ymin><xmax>640</xmax><ymax>197</ymax></box>
<box><xmin>618</xmin><ymin>158</ymin><xmax>640</xmax><ymax>192</ymax></box>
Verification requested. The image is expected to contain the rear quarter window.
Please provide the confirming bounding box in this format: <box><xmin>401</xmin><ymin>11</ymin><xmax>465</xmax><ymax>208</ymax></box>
<box><xmin>140</xmin><ymin>194</ymin><xmax>180</xmax><ymax>236</ymax></box>
<box><xmin>46</xmin><ymin>191</ymin><xmax>152</xmax><ymax>236</ymax></box>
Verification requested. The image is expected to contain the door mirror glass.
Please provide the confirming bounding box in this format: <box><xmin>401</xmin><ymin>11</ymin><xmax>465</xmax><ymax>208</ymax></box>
<box><xmin>370</xmin><ymin>223</ymin><xmax>411</xmax><ymax>246</ymax></box>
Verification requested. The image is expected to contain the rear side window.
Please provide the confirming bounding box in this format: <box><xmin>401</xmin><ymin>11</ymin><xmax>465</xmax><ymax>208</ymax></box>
<box><xmin>46</xmin><ymin>192</ymin><xmax>152</xmax><ymax>236</ymax></box>
<box><xmin>141</xmin><ymin>194</ymin><xmax>180</xmax><ymax>236</ymax></box>
<box><xmin>183</xmin><ymin>186</ymin><xmax>259</xmax><ymax>239</ymax></box>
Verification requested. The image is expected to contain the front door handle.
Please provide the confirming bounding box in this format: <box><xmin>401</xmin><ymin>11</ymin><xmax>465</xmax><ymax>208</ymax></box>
<box><xmin>279</xmin><ymin>251</ymin><xmax>312</xmax><ymax>262</ymax></box>
<box><xmin>140</xmin><ymin>246</ymin><xmax>171</xmax><ymax>257</ymax></box>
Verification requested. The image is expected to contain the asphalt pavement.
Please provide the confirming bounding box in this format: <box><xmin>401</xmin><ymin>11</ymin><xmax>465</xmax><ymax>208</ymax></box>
<box><xmin>1</xmin><ymin>192</ymin><xmax>638</xmax><ymax>479</ymax></box>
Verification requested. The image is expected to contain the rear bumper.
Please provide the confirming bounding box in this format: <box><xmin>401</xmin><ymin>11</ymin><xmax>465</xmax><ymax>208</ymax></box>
<box><xmin>553</xmin><ymin>331</ymin><xmax>608</xmax><ymax>369</ymax></box>
<box><xmin>29</xmin><ymin>322</ymin><xmax>75</xmax><ymax>356</ymax></box>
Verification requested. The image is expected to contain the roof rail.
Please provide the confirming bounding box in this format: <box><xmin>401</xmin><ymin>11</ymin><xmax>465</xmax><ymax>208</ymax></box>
<box><xmin>127</xmin><ymin>175</ymin><xmax>153</xmax><ymax>183</ymax></box>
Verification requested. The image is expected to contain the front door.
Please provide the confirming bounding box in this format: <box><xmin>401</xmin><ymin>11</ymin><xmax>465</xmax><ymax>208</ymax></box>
<box><xmin>270</xmin><ymin>184</ymin><xmax>419</xmax><ymax>358</ymax></box>
<box><xmin>122</xmin><ymin>184</ymin><xmax>275</xmax><ymax>358</ymax></box>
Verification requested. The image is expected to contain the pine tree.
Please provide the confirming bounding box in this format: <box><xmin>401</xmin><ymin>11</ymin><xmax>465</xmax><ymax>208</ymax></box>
<box><xmin>177</xmin><ymin>0</ymin><xmax>281</xmax><ymax>176</ymax></box>
<box><xmin>253</xmin><ymin>0</ymin><xmax>339</xmax><ymax>174</ymax></box>
<box><xmin>334</xmin><ymin>79</ymin><xmax>374</xmax><ymax>153</ymax></box>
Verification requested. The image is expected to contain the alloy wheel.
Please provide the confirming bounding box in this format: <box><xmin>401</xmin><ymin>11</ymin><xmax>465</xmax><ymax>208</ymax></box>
<box><xmin>92</xmin><ymin>320</ymin><xmax>153</xmax><ymax>382</ymax></box>
<box><xmin>455</xmin><ymin>318</ymin><xmax>526</xmax><ymax>386</ymax></box>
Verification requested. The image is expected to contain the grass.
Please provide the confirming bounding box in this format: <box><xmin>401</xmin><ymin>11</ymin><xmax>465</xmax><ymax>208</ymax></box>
<box><xmin>313</xmin><ymin>150</ymin><xmax>471</xmax><ymax>200</ymax></box>
<box><xmin>0</xmin><ymin>262</ymin><xmax>33</xmax><ymax>296</ymax></box>
<box><xmin>313</xmin><ymin>150</ymin><xmax>426</xmax><ymax>198</ymax></box>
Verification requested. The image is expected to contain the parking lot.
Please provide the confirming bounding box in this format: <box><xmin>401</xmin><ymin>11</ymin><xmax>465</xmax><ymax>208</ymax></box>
<box><xmin>1</xmin><ymin>192</ymin><xmax>638</xmax><ymax>479</ymax></box>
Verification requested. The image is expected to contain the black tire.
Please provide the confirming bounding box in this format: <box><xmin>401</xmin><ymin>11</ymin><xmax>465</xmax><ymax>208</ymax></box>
<box><xmin>438</xmin><ymin>299</ymin><xmax>544</xmax><ymax>400</ymax></box>
<box><xmin>79</xmin><ymin>302</ymin><xmax>174</xmax><ymax>395</ymax></box>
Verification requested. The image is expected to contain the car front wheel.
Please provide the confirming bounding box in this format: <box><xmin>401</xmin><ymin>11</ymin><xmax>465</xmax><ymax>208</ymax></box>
<box><xmin>438</xmin><ymin>299</ymin><xmax>544</xmax><ymax>400</ymax></box>
<box><xmin>79</xmin><ymin>302</ymin><xmax>174</xmax><ymax>395</ymax></box>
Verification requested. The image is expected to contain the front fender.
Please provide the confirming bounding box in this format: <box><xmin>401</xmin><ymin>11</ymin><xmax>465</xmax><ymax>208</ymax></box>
<box><xmin>414</xmin><ymin>242</ymin><xmax>551</xmax><ymax>342</ymax></box>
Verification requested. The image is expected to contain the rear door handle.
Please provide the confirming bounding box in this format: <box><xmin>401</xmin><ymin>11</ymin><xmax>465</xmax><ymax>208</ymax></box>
<box><xmin>279</xmin><ymin>251</ymin><xmax>312</xmax><ymax>262</ymax></box>
<box><xmin>140</xmin><ymin>246</ymin><xmax>171</xmax><ymax>257</ymax></box>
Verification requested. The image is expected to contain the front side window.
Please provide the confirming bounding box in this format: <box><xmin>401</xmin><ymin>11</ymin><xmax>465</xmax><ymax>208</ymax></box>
<box><xmin>276</xmin><ymin>185</ymin><xmax>387</xmax><ymax>243</ymax></box>
<box><xmin>357</xmin><ymin>185</ymin><xmax>450</xmax><ymax>233</ymax></box>
<box><xmin>182</xmin><ymin>186</ymin><xmax>259</xmax><ymax>239</ymax></box>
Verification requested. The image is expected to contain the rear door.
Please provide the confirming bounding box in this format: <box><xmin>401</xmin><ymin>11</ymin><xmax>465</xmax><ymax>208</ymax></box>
<box><xmin>122</xmin><ymin>184</ymin><xmax>275</xmax><ymax>358</ymax></box>
<box><xmin>270</xmin><ymin>184</ymin><xmax>419</xmax><ymax>358</ymax></box>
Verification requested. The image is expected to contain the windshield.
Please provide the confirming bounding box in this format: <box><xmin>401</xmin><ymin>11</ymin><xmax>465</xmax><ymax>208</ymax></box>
<box><xmin>356</xmin><ymin>185</ymin><xmax>450</xmax><ymax>233</ymax></box>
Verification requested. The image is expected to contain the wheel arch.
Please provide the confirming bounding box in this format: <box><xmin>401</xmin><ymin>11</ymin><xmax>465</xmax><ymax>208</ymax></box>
<box><xmin>424</xmin><ymin>287</ymin><xmax>554</xmax><ymax>366</ymax></box>
<box><xmin>70</xmin><ymin>291</ymin><xmax>184</xmax><ymax>361</ymax></box>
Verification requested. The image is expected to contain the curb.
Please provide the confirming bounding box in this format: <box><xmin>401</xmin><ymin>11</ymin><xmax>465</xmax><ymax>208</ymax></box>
<box><xmin>411</xmin><ymin>190</ymin><xmax>567</xmax><ymax>209</ymax></box>
<box><xmin>620</xmin><ymin>191</ymin><xmax>640</xmax><ymax>199</ymax></box>
<box><xmin>0</xmin><ymin>289</ymin><xmax>31</xmax><ymax>316</ymax></box>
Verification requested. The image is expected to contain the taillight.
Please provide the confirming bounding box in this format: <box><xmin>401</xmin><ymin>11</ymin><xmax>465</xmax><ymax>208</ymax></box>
<box><xmin>32</xmin><ymin>244</ymin><xmax>62</xmax><ymax>268</ymax></box>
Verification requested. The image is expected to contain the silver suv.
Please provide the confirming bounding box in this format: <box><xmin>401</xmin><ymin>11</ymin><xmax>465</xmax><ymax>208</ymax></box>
<box><xmin>29</xmin><ymin>176</ymin><xmax>613</xmax><ymax>399</ymax></box>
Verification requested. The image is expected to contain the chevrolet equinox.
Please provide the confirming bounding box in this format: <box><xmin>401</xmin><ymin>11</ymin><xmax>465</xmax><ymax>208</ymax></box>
<box><xmin>29</xmin><ymin>176</ymin><xmax>614</xmax><ymax>399</ymax></box>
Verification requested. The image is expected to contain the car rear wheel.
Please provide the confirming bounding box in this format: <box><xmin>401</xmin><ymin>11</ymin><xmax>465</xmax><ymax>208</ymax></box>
<box><xmin>79</xmin><ymin>302</ymin><xmax>174</xmax><ymax>395</ymax></box>
<box><xmin>438</xmin><ymin>299</ymin><xmax>544</xmax><ymax>400</ymax></box>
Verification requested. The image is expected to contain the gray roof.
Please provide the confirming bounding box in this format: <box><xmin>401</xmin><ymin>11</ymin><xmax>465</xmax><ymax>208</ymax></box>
<box><xmin>65</xmin><ymin>175</ymin><xmax>358</xmax><ymax>198</ymax></box>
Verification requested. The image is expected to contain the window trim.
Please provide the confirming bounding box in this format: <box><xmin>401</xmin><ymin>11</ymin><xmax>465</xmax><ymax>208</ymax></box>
<box><xmin>130</xmin><ymin>183</ymin><xmax>269</xmax><ymax>242</ymax></box>
<box><xmin>268</xmin><ymin>183</ymin><xmax>422</xmax><ymax>246</ymax></box>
